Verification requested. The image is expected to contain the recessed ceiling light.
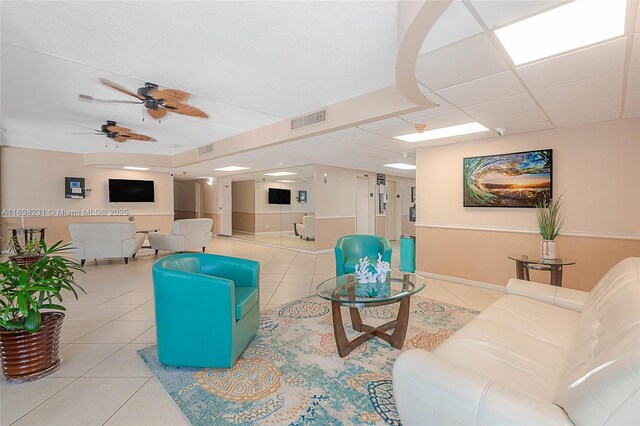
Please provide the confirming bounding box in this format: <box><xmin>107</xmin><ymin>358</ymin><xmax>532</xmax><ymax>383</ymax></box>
<box><xmin>123</xmin><ymin>166</ymin><xmax>149</xmax><ymax>171</ymax></box>
<box><xmin>264</xmin><ymin>171</ymin><xmax>297</xmax><ymax>176</ymax></box>
<box><xmin>214</xmin><ymin>166</ymin><xmax>250</xmax><ymax>172</ymax></box>
<box><xmin>383</xmin><ymin>163</ymin><xmax>416</xmax><ymax>170</ymax></box>
<box><xmin>495</xmin><ymin>0</ymin><xmax>626</xmax><ymax>66</ymax></box>
<box><xmin>394</xmin><ymin>122</ymin><xmax>489</xmax><ymax>143</ymax></box>
<box><xmin>276</xmin><ymin>180</ymin><xmax>296</xmax><ymax>183</ymax></box>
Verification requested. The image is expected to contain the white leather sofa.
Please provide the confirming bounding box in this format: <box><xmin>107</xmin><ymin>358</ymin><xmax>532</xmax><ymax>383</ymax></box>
<box><xmin>69</xmin><ymin>222</ymin><xmax>144</xmax><ymax>265</ymax></box>
<box><xmin>148</xmin><ymin>218</ymin><xmax>213</xmax><ymax>254</ymax></box>
<box><xmin>298</xmin><ymin>215</ymin><xmax>315</xmax><ymax>241</ymax></box>
<box><xmin>393</xmin><ymin>257</ymin><xmax>640</xmax><ymax>425</ymax></box>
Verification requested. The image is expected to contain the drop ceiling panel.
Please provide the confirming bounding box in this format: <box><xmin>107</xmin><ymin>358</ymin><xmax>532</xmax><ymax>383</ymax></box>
<box><xmin>415</xmin><ymin>33</ymin><xmax>509</xmax><ymax>90</ymax></box>
<box><xmin>419</xmin><ymin>0</ymin><xmax>483</xmax><ymax>55</ymax></box>
<box><xmin>470</xmin><ymin>0</ymin><xmax>564</xmax><ymax>28</ymax></box>
<box><xmin>436</xmin><ymin>71</ymin><xmax>526</xmax><ymax>107</ymax></box>
<box><xmin>404</xmin><ymin>109</ymin><xmax>475</xmax><ymax>129</ymax></box>
<box><xmin>516</xmin><ymin>38</ymin><xmax>627</xmax><ymax>90</ymax></box>
<box><xmin>365</xmin><ymin>122</ymin><xmax>417</xmax><ymax>138</ymax></box>
<box><xmin>463</xmin><ymin>93</ymin><xmax>539</xmax><ymax>121</ymax></box>
<box><xmin>628</xmin><ymin>67</ymin><xmax>640</xmax><ymax>92</ymax></box>
<box><xmin>482</xmin><ymin>109</ymin><xmax>548</xmax><ymax>129</ymax></box>
<box><xmin>532</xmin><ymin>72</ymin><xmax>623</xmax><ymax>107</ymax></box>
<box><xmin>625</xmin><ymin>90</ymin><xmax>640</xmax><ymax>110</ymax></box>
<box><xmin>630</xmin><ymin>34</ymin><xmax>640</xmax><ymax>68</ymax></box>
<box><xmin>545</xmin><ymin>94</ymin><xmax>622</xmax><ymax>126</ymax></box>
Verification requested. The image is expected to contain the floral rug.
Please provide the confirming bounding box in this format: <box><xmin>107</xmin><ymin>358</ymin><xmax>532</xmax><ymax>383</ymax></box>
<box><xmin>138</xmin><ymin>295</ymin><xmax>478</xmax><ymax>426</ymax></box>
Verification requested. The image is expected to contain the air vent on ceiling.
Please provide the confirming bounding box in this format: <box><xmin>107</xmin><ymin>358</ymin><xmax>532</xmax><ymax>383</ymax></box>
<box><xmin>198</xmin><ymin>144</ymin><xmax>215</xmax><ymax>155</ymax></box>
<box><xmin>290</xmin><ymin>109</ymin><xmax>327</xmax><ymax>130</ymax></box>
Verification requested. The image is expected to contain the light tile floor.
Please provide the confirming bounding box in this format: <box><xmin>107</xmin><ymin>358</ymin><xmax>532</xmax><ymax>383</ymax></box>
<box><xmin>1</xmin><ymin>238</ymin><xmax>503</xmax><ymax>425</ymax></box>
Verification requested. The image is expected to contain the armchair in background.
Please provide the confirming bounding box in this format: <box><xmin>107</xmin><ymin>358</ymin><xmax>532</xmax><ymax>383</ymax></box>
<box><xmin>334</xmin><ymin>235</ymin><xmax>392</xmax><ymax>276</ymax></box>
<box><xmin>152</xmin><ymin>253</ymin><xmax>260</xmax><ymax>368</ymax></box>
<box><xmin>148</xmin><ymin>218</ymin><xmax>213</xmax><ymax>255</ymax></box>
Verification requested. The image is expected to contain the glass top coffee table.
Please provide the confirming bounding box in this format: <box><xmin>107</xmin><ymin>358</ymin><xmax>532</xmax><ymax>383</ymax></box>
<box><xmin>316</xmin><ymin>271</ymin><xmax>425</xmax><ymax>357</ymax></box>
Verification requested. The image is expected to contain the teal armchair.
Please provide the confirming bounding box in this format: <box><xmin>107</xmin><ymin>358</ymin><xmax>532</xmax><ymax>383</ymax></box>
<box><xmin>335</xmin><ymin>235</ymin><xmax>392</xmax><ymax>276</ymax></box>
<box><xmin>152</xmin><ymin>253</ymin><xmax>260</xmax><ymax>368</ymax></box>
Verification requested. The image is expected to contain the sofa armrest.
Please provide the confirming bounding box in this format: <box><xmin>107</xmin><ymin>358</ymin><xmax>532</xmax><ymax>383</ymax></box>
<box><xmin>70</xmin><ymin>240</ymin><xmax>86</xmax><ymax>260</ymax></box>
<box><xmin>506</xmin><ymin>279</ymin><xmax>588</xmax><ymax>312</ymax></box>
<box><xmin>393</xmin><ymin>350</ymin><xmax>572</xmax><ymax>426</ymax></box>
<box><xmin>122</xmin><ymin>238</ymin><xmax>137</xmax><ymax>257</ymax></box>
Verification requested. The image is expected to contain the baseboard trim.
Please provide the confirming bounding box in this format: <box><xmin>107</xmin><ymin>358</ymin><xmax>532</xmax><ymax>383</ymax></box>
<box><xmin>416</xmin><ymin>270</ymin><xmax>505</xmax><ymax>292</ymax></box>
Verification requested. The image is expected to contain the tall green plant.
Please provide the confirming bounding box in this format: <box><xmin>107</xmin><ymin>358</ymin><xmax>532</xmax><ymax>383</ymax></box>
<box><xmin>0</xmin><ymin>241</ymin><xmax>85</xmax><ymax>332</ymax></box>
<box><xmin>535</xmin><ymin>194</ymin><xmax>565</xmax><ymax>240</ymax></box>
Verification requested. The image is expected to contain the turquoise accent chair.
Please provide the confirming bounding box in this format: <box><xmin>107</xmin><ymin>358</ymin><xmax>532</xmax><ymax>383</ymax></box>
<box><xmin>152</xmin><ymin>253</ymin><xmax>260</xmax><ymax>368</ymax></box>
<box><xmin>335</xmin><ymin>235</ymin><xmax>392</xmax><ymax>276</ymax></box>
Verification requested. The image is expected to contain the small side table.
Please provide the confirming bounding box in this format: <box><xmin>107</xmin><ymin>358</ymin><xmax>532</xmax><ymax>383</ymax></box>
<box><xmin>8</xmin><ymin>227</ymin><xmax>47</xmax><ymax>251</ymax></box>
<box><xmin>136</xmin><ymin>229</ymin><xmax>159</xmax><ymax>249</ymax></box>
<box><xmin>508</xmin><ymin>255</ymin><xmax>576</xmax><ymax>287</ymax></box>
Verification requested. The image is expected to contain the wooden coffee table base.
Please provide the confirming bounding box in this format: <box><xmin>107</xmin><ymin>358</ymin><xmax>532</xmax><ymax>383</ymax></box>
<box><xmin>331</xmin><ymin>296</ymin><xmax>411</xmax><ymax>358</ymax></box>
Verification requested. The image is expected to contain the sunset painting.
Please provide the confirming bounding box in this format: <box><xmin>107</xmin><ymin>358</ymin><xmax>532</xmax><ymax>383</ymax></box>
<box><xmin>463</xmin><ymin>149</ymin><xmax>552</xmax><ymax>207</ymax></box>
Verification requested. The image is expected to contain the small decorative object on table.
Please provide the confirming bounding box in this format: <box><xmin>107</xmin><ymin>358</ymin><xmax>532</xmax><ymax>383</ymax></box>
<box><xmin>535</xmin><ymin>194</ymin><xmax>565</xmax><ymax>259</ymax></box>
<box><xmin>354</xmin><ymin>254</ymin><xmax>391</xmax><ymax>297</ymax></box>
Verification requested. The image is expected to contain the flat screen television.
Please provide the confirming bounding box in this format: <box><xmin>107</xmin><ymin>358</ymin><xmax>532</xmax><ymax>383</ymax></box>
<box><xmin>268</xmin><ymin>188</ymin><xmax>291</xmax><ymax>205</ymax></box>
<box><xmin>108</xmin><ymin>179</ymin><xmax>155</xmax><ymax>202</ymax></box>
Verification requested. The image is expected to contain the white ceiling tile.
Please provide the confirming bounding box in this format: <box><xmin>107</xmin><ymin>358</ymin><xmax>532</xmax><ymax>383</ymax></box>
<box><xmin>463</xmin><ymin>93</ymin><xmax>539</xmax><ymax>121</ymax></box>
<box><xmin>406</xmin><ymin>109</ymin><xmax>475</xmax><ymax>129</ymax></box>
<box><xmin>399</xmin><ymin>92</ymin><xmax>454</xmax><ymax>120</ymax></box>
<box><xmin>516</xmin><ymin>38</ymin><xmax>627</xmax><ymax>90</ymax></box>
<box><xmin>419</xmin><ymin>0</ymin><xmax>483</xmax><ymax>55</ymax></box>
<box><xmin>470</xmin><ymin>0</ymin><xmax>564</xmax><ymax>28</ymax></box>
<box><xmin>628</xmin><ymin>67</ymin><xmax>640</xmax><ymax>92</ymax></box>
<box><xmin>482</xmin><ymin>109</ymin><xmax>549</xmax><ymax>129</ymax></box>
<box><xmin>436</xmin><ymin>71</ymin><xmax>526</xmax><ymax>107</ymax></box>
<box><xmin>636</xmin><ymin>3</ymin><xmax>640</xmax><ymax>33</ymax></box>
<box><xmin>625</xmin><ymin>90</ymin><xmax>640</xmax><ymax>110</ymax></box>
<box><xmin>415</xmin><ymin>33</ymin><xmax>509</xmax><ymax>90</ymax></box>
<box><xmin>533</xmin><ymin>72</ymin><xmax>623</xmax><ymax>107</ymax></box>
<box><xmin>630</xmin><ymin>33</ymin><xmax>640</xmax><ymax>68</ymax></box>
<box><xmin>545</xmin><ymin>94</ymin><xmax>622</xmax><ymax>126</ymax></box>
<box><xmin>623</xmin><ymin>107</ymin><xmax>640</xmax><ymax>118</ymax></box>
<box><xmin>365</xmin><ymin>122</ymin><xmax>418</xmax><ymax>138</ymax></box>
<box><xmin>358</xmin><ymin>117</ymin><xmax>405</xmax><ymax>130</ymax></box>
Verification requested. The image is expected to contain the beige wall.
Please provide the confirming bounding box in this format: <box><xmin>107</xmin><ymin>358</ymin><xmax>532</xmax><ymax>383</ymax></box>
<box><xmin>415</xmin><ymin>118</ymin><xmax>640</xmax><ymax>290</ymax></box>
<box><xmin>0</xmin><ymin>147</ymin><xmax>174</xmax><ymax>245</ymax></box>
<box><xmin>316</xmin><ymin>217</ymin><xmax>356</xmax><ymax>251</ymax></box>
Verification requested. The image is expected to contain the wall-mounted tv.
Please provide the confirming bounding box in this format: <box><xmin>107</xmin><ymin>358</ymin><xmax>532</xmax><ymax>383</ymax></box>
<box><xmin>109</xmin><ymin>179</ymin><xmax>155</xmax><ymax>202</ymax></box>
<box><xmin>268</xmin><ymin>188</ymin><xmax>291</xmax><ymax>205</ymax></box>
<box><xmin>463</xmin><ymin>149</ymin><xmax>552</xmax><ymax>208</ymax></box>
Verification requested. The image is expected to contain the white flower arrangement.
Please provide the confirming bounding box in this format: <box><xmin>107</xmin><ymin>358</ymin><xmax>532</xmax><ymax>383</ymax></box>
<box><xmin>354</xmin><ymin>253</ymin><xmax>390</xmax><ymax>284</ymax></box>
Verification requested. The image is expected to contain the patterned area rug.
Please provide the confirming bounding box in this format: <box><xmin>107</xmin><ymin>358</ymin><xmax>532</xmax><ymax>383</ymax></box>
<box><xmin>138</xmin><ymin>296</ymin><xmax>478</xmax><ymax>425</ymax></box>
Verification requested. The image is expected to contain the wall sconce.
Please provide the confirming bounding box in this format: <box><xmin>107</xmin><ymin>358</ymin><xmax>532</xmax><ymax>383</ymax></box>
<box><xmin>323</xmin><ymin>173</ymin><xmax>327</xmax><ymax>184</ymax></box>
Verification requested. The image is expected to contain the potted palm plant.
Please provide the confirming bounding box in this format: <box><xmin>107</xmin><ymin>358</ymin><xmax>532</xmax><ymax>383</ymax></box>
<box><xmin>535</xmin><ymin>195</ymin><xmax>565</xmax><ymax>259</ymax></box>
<box><xmin>0</xmin><ymin>240</ymin><xmax>85</xmax><ymax>381</ymax></box>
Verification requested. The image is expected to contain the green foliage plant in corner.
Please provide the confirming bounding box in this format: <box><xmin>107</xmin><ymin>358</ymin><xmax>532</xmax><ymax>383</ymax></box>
<box><xmin>0</xmin><ymin>240</ymin><xmax>85</xmax><ymax>333</ymax></box>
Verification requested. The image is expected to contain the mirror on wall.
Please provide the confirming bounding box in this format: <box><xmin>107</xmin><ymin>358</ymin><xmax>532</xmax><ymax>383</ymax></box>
<box><xmin>229</xmin><ymin>165</ymin><xmax>316</xmax><ymax>252</ymax></box>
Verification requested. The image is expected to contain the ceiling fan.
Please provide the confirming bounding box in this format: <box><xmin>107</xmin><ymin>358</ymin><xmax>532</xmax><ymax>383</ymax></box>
<box><xmin>79</xmin><ymin>79</ymin><xmax>208</xmax><ymax>120</ymax></box>
<box><xmin>80</xmin><ymin>121</ymin><xmax>156</xmax><ymax>143</ymax></box>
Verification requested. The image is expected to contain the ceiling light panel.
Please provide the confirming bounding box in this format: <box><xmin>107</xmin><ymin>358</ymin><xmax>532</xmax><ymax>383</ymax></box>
<box><xmin>495</xmin><ymin>0</ymin><xmax>627</xmax><ymax>66</ymax></box>
<box><xmin>264</xmin><ymin>171</ymin><xmax>297</xmax><ymax>176</ymax></box>
<box><xmin>123</xmin><ymin>166</ymin><xmax>149</xmax><ymax>171</ymax></box>
<box><xmin>394</xmin><ymin>122</ymin><xmax>489</xmax><ymax>143</ymax></box>
<box><xmin>383</xmin><ymin>163</ymin><xmax>416</xmax><ymax>170</ymax></box>
<box><xmin>214</xmin><ymin>166</ymin><xmax>250</xmax><ymax>172</ymax></box>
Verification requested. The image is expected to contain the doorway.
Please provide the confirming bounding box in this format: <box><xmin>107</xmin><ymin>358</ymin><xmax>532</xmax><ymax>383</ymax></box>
<box><xmin>218</xmin><ymin>177</ymin><xmax>232</xmax><ymax>236</ymax></box>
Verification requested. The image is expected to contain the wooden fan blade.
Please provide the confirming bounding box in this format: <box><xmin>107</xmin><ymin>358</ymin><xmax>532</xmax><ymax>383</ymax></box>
<box><xmin>163</xmin><ymin>100</ymin><xmax>208</xmax><ymax>118</ymax></box>
<box><xmin>154</xmin><ymin>88</ymin><xmax>190</xmax><ymax>102</ymax></box>
<box><xmin>147</xmin><ymin>108</ymin><xmax>167</xmax><ymax>120</ymax></box>
<box><xmin>105</xmin><ymin>125</ymin><xmax>131</xmax><ymax>134</ymax></box>
<box><xmin>100</xmin><ymin>79</ymin><xmax>145</xmax><ymax>100</ymax></box>
<box><xmin>122</xmin><ymin>132</ymin><xmax>156</xmax><ymax>142</ymax></box>
<box><xmin>114</xmin><ymin>136</ymin><xmax>128</xmax><ymax>143</ymax></box>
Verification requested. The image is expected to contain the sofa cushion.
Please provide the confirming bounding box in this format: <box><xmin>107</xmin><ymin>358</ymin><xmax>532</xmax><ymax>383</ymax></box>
<box><xmin>554</xmin><ymin>258</ymin><xmax>640</xmax><ymax>425</ymax></box>
<box><xmin>344</xmin><ymin>256</ymin><xmax>378</xmax><ymax>274</ymax></box>
<box><xmin>235</xmin><ymin>287</ymin><xmax>258</xmax><ymax>320</ymax></box>
<box><xmin>433</xmin><ymin>295</ymin><xmax>580</xmax><ymax>401</ymax></box>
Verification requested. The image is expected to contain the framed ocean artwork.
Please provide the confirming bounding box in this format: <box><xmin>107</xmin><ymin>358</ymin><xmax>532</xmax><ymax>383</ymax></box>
<box><xmin>463</xmin><ymin>149</ymin><xmax>552</xmax><ymax>208</ymax></box>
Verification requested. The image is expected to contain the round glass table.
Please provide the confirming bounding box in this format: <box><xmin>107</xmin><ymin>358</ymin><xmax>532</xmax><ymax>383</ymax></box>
<box><xmin>508</xmin><ymin>254</ymin><xmax>576</xmax><ymax>287</ymax></box>
<box><xmin>316</xmin><ymin>271</ymin><xmax>425</xmax><ymax>357</ymax></box>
